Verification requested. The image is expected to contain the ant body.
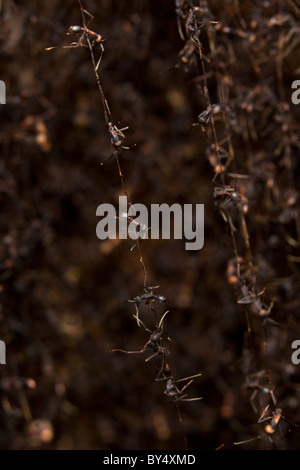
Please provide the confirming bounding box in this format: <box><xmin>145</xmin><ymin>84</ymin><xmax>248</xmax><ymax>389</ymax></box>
<box><xmin>162</xmin><ymin>373</ymin><xmax>202</xmax><ymax>403</ymax></box>
<box><xmin>46</xmin><ymin>0</ymin><xmax>105</xmax><ymax>71</ymax></box>
<box><xmin>127</xmin><ymin>285</ymin><xmax>166</xmax><ymax>326</ymax></box>
<box><xmin>111</xmin><ymin>311</ymin><xmax>169</xmax><ymax>365</ymax></box>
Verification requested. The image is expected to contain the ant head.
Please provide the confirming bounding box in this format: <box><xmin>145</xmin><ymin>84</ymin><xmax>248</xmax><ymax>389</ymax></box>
<box><xmin>68</xmin><ymin>25</ymin><xmax>82</xmax><ymax>35</ymax></box>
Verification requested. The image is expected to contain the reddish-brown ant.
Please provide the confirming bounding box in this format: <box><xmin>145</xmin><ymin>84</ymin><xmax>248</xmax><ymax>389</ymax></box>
<box><xmin>234</xmin><ymin>404</ymin><xmax>297</xmax><ymax>447</ymax></box>
<box><xmin>46</xmin><ymin>1</ymin><xmax>105</xmax><ymax>71</ymax></box>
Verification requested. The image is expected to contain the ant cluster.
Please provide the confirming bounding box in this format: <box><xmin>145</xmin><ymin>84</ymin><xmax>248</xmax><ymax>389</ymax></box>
<box><xmin>175</xmin><ymin>0</ymin><xmax>299</xmax><ymax>448</ymax></box>
<box><xmin>44</xmin><ymin>0</ymin><xmax>300</xmax><ymax>449</ymax></box>
<box><xmin>46</xmin><ymin>0</ymin><xmax>203</xmax><ymax>428</ymax></box>
<box><xmin>2</xmin><ymin>0</ymin><xmax>300</xmax><ymax>452</ymax></box>
<box><xmin>112</xmin><ymin>309</ymin><xmax>202</xmax><ymax>405</ymax></box>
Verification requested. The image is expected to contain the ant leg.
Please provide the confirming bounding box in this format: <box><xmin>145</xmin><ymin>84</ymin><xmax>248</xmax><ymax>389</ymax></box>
<box><xmin>270</xmin><ymin>390</ymin><xmax>277</xmax><ymax>407</ymax></box>
<box><xmin>179</xmin><ymin>396</ymin><xmax>203</xmax><ymax>402</ymax></box>
<box><xmin>249</xmin><ymin>389</ymin><xmax>259</xmax><ymax>414</ymax></box>
<box><xmin>177</xmin><ymin>17</ymin><xmax>185</xmax><ymax>41</ymax></box>
<box><xmin>174</xmin><ymin>372</ymin><xmax>202</xmax><ymax>383</ymax></box>
<box><xmin>110</xmin><ymin>347</ymin><xmax>146</xmax><ymax>354</ymax></box>
<box><xmin>76</xmin><ymin>32</ymin><xmax>87</xmax><ymax>47</ymax></box>
<box><xmin>103</xmin><ymin>98</ymin><xmax>113</xmax><ymax>124</ymax></box>
<box><xmin>132</xmin><ymin>316</ymin><xmax>152</xmax><ymax>334</ymax></box>
<box><xmin>100</xmin><ymin>150</ymin><xmax>119</xmax><ymax>166</ymax></box>
<box><xmin>177</xmin><ymin>379</ymin><xmax>194</xmax><ymax>395</ymax></box>
<box><xmin>77</xmin><ymin>0</ymin><xmax>94</xmax><ymax>28</ymax></box>
<box><xmin>175</xmin><ymin>374</ymin><xmax>203</xmax><ymax>401</ymax></box>
<box><xmin>95</xmin><ymin>43</ymin><xmax>105</xmax><ymax>71</ymax></box>
<box><xmin>149</xmin><ymin>300</ymin><xmax>158</xmax><ymax>323</ymax></box>
<box><xmin>158</xmin><ymin>310</ymin><xmax>169</xmax><ymax>328</ymax></box>
<box><xmin>257</xmin><ymin>404</ymin><xmax>271</xmax><ymax>423</ymax></box>
<box><xmin>83</xmin><ymin>9</ymin><xmax>95</xmax><ymax>25</ymax></box>
<box><xmin>117</xmin><ymin>126</ymin><xmax>129</xmax><ymax>136</ymax></box>
<box><xmin>45</xmin><ymin>40</ymin><xmax>86</xmax><ymax>51</ymax></box>
<box><xmin>174</xmin><ymin>393</ymin><xmax>188</xmax><ymax>402</ymax></box>
<box><xmin>145</xmin><ymin>351</ymin><xmax>161</xmax><ymax>363</ymax></box>
<box><xmin>133</xmin><ymin>303</ymin><xmax>142</xmax><ymax>327</ymax></box>
<box><xmin>234</xmin><ymin>435</ymin><xmax>262</xmax><ymax>446</ymax></box>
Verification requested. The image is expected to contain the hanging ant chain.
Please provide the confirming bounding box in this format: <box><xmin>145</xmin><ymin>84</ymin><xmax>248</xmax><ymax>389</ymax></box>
<box><xmin>76</xmin><ymin>4</ymin><xmax>150</xmax><ymax>291</ymax></box>
<box><xmin>46</xmin><ymin>0</ymin><xmax>150</xmax><ymax>289</ymax></box>
<box><xmin>58</xmin><ymin>0</ymin><xmax>150</xmax><ymax>289</ymax></box>
<box><xmin>174</xmin><ymin>0</ymin><xmax>297</xmax><ymax>445</ymax></box>
<box><xmin>45</xmin><ymin>0</ymin><xmax>299</xmax><ymax>448</ymax></box>
<box><xmin>47</xmin><ymin>0</ymin><xmax>204</xmax><ymax>436</ymax></box>
<box><xmin>46</xmin><ymin>2</ymin><xmax>155</xmax><ymax>334</ymax></box>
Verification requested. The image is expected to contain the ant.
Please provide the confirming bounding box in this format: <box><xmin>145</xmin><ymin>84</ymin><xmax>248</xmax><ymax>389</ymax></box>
<box><xmin>127</xmin><ymin>285</ymin><xmax>166</xmax><ymax>326</ymax></box>
<box><xmin>214</xmin><ymin>184</ymin><xmax>249</xmax><ymax>218</ymax></box>
<box><xmin>262</xmin><ymin>407</ymin><xmax>283</xmax><ymax>435</ymax></box>
<box><xmin>46</xmin><ymin>0</ymin><xmax>105</xmax><ymax>71</ymax></box>
<box><xmin>46</xmin><ymin>1</ymin><xmax>132</xmax><ymax>167</ymax></box>
<box><xmin>237</xmin><ymin>284</ymin><xmax>277</xmax><ymax>323</ymax></box>
<box><xmin>111</xmin><ymin>311</ymin><xmax>169</xmax><ymax>365</ymax></box>
<box><xmin>107</xmin><ymin>122</ymin><xmax>129</xmax><ymax>152</ymax></box>
<box><xmin>116</xmin><ymin>211</ymin><xmax>149</xmax><ymax>243</ymax></box>
<box><xmin>185</xmin><ymin>104</ymin><xmax>217</xmax><ymax>137</ymax></box>
<box><xmin>185</xmin><ymin>3</ymin><xmax>217</xmax><ymax>45</ymax></box>
<box><xmin>162</xmin><ymin>373</ymin><xmax>203</xmax><ymax>403</ymax></box>
<box><xmin>234</xmin><ymin>404</ymin><xmax>297</xmax><ymax>447</ymax></box>
<box><xmin>214</xmin><ymin>185</ymin><xmax>245</xmax><ymax>206</ymax></box>
<box><xmin>213</xmin><ymin>184</ymin><xmax>249</xmax><ymax>233</ymax></box>
<box><xmin>191</xmin><ymin>104</ymin><xmax>216</xmax><ymax>138</ymax></box>
<box><xmin>99</xmin><ymin>96</ymin><xmax>131</xmax><ymax>165</ymax></box>
<box><xmin>134</xmin><ymin>310</ymin><xmax>169</xmax><ymax>363</ymax></box>
<box><xmin>177</xmin><ymin>39</ymin><xmax>196</xmax><ymax>70</ymax></box>
<box><xmin>245</xmin><ymin>370</ymin><xmax>277</xmax><ymax>414</ymax></box>
<box><xmin>237</xmin><ymin>285</ymin><xmax>266</xmax><ymax>306</ymax></box>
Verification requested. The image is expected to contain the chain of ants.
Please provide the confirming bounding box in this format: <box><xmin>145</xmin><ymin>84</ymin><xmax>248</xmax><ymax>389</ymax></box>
<box><xmin>46</xmin><ymin>0</ymin><xmax>299</xmax><ymax>448</ymax></box>
<box><xmin>46</xmin><ymin>0</ymin><xmax>203</xmax><ymax>445</ymax></box>
<box><xmin>176</xmin><ymin>0</ymin><xmax>299</xmax><ymax>447</ymax></box>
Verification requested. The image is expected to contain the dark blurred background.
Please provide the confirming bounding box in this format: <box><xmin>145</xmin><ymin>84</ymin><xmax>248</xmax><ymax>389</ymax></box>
<box><xmin>0</xmin><ymin>0</ymin><xmax>300</xmax><ymax>450</ymax></box>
